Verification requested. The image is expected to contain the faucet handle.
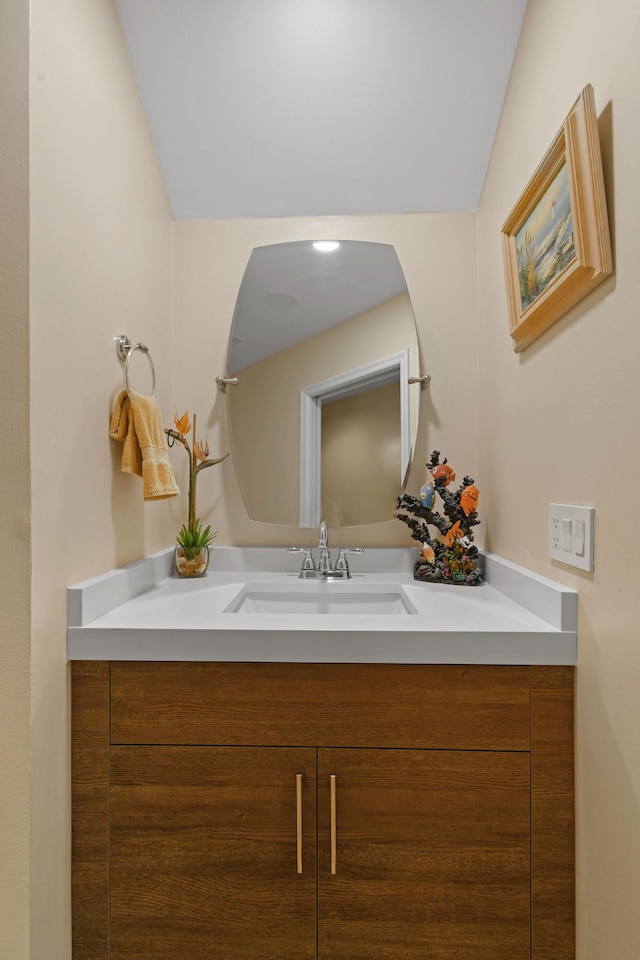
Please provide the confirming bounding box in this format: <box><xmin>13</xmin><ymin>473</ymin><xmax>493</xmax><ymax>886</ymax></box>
<box><xmin>334</xmin><ymin>547</ymin><xmax>364</xmax><ymax>575</ymax></box>
<box><xmin>288</xmin><ymin>546</ymin><xmax>316</xmax><ymax>574</ymax></box>
<box><xmin>300</xmin><ymin>548</ymin><xmax>316</xmax><ymax>572</ymax></box>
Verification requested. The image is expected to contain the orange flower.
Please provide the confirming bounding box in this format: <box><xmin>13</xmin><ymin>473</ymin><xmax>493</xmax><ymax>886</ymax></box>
<box><xmin>173</xmin><ymin>410</ymin><xmax>191</xmax><ymax>436</ymax></box>
<box><xmin>194</xmin><ymin>438</ymin><xmax>209</xmax><ymax>463</ymax></box>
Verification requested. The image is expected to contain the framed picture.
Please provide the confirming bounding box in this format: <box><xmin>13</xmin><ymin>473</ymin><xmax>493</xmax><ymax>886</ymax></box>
<box><xmin>501</xmin><ymin>85</ymin><xmax>612</xmax><ymax>353</ymax></box>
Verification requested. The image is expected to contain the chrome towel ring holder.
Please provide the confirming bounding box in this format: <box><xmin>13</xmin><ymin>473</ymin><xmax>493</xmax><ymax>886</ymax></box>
<box><xmin>115</xmin><ymin>334</ymin><xmax>156</xmax><ymax>398</ymax></box>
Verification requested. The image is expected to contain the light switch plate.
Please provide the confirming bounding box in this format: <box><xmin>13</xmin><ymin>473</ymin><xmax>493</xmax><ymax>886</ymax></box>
<box><xmin>548</xmin><ymin>503</ymin><xmax>594</xmax><ymax>571</ymax></box>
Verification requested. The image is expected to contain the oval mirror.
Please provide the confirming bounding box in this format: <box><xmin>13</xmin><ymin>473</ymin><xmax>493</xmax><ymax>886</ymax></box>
<box><xmin>226</xmin><ymin>240</ymin><xmax>421</xmax><ymax>528</ymax></box>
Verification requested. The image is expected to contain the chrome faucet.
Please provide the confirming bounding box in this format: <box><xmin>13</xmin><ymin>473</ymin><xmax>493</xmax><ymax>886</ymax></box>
<box><xmin>288</xmin><ymin>521</ymin><xmax>363</xmax><ymax>579</ymax></box>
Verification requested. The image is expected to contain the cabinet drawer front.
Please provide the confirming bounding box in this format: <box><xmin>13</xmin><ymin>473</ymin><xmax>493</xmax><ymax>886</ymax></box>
<box><xmin>110</xmin><ymin>662</ymin><xmax>530</xmax><ymax>750</ymax></box>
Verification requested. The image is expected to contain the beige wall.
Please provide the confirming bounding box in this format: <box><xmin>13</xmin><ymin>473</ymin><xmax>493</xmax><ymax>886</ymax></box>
<box><xmin>230</xmin><ymin>293</ymin><xmax>415</xmax><ymax>526</ymax></box>
<box><xmin>0</xmin><ymin>0</ymin><xmax>31</xmax><ymax>955</ymax></box>
<box><xmin>25</xmin><ymin>0</ymin><xmax>175</xmax><ymax>957</ymax></box>
<box><xmin>477</xmin><ymin>1</ymin><xmax>640</xmax><ymax>956</ymax></box>
<box><xmin>174</xmin><ymin>212</ymin><xmax>479</xmax><ymax>548</ymax></box>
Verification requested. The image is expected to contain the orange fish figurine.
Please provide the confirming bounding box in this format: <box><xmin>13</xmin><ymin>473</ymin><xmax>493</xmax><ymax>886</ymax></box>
<box><xmin>421</xmin><ymin>543</ymin><xmax>435</xmax><ymax>564</ymax></box>
<box><xmin>443</xmin><ymin>521</ymin><xmax>463</xmax><ymax>547</ymax></box>
<box><xmin>460</xmin><ymin>485</ymin><xmax>479</xmax><ymax>516</ymax></box>
<box><xmin>430</xmin><ymin>463</ymin><xmax>456</xmax><ymax>486</ymax></box>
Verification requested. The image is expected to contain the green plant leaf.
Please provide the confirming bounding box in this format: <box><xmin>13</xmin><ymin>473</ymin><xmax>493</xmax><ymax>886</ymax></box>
<box><xmin>176</xmin><ymin>517</ymin><xmax>216</xmax><ymax>552</ymax></box>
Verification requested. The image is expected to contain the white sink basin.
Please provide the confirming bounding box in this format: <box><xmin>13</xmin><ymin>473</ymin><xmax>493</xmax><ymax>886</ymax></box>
<box><xmin>226</xmin><ymin>582</ymin><xmax>418</xmax><ymax>615</ymax></box>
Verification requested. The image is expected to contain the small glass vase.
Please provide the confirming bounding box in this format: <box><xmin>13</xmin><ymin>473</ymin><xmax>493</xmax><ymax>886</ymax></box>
<box><xmin>174</xmin><ymin>545</ymin><xmax>209</xmax><ymax>578</ymax></box>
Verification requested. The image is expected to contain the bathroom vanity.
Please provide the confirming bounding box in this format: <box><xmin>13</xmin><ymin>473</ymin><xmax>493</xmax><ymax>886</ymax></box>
<box><xmin>69</xmin><ymin>548</ymin><xmax>576</xmax><ymax>960</ymax></box>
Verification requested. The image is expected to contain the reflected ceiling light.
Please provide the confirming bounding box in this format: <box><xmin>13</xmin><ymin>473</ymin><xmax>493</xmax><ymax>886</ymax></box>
<box><xmin>313</xmin><ymin>241</ymin><xmax>340</xmax><ymax>252</ymax></box>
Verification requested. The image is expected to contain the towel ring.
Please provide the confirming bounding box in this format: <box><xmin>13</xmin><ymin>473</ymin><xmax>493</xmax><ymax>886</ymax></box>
<box><xmin>123</xmin><ymin>340</ymin><xmax>156</xmax><ymax>398</ymax></box>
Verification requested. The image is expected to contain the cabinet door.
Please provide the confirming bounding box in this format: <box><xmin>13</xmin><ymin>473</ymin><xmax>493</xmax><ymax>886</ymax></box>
<box><xmin>110</xmin><ymin>746</ymin><xmax>316</xmax><ymax>960</ymax></box>
<box><xmin>317</xmin><ymin>748</ymin><xmax>530</xmax><ymax>960</ymax></box>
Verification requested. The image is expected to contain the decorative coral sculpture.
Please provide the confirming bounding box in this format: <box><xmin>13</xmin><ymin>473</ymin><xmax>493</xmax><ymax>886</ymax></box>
<box><xmin>395</xmin><ymin>450</ymin><xmax>483</xmax><ymax>586</ymax></box>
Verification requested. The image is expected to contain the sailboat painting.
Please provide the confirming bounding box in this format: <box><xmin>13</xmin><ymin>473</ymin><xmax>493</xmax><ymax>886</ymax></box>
<box><xmin>515</xmin><ymin>162</ymin><xmax>575</xmax><ymax>312</ymax></box>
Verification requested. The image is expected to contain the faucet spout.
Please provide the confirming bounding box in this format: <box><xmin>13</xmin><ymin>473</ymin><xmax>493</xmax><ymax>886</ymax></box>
<box><xmin>317</xmin><ymin>521</ymin><xmax>332</xmax><ymax>573</ymax></box>
<box><xmin>318</xmin><ymin>520</ymin><xmax>328</xmax><ymax>548</ymax></box>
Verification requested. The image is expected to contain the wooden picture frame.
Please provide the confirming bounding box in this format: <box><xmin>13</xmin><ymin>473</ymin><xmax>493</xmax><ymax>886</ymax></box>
<box><xmin>501</xmin><ymin>85</ymin><xmax>612</xmax><ymax>353</ymax></box>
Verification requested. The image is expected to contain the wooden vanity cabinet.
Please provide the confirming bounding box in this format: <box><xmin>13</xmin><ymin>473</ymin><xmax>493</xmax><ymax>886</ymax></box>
<box><xmin>72</xmin><ymin>661</ymin><xmax>575</xmax><ymax>960</ymax></box>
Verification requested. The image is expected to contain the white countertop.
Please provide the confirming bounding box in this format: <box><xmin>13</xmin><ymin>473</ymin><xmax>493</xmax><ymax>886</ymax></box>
<box><xmin>67</xmin><ymin>547</ymin><xmax>577</xmax><ymax>665</ymax></box>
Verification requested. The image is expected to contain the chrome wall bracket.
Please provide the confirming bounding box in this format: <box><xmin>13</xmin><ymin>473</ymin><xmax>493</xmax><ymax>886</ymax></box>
<box><xmin>408</xmin><ymin>374</ymin><xmax>431</xmax><ymax>388</ymax></box>
<box><xmin>115</xmin><ymin>335</ymin><xmax>133</xmax><ymax>362</ymax></box>
<box><xmin>215</xmin><ymin>376</ymin><xmax>239</xmax><ymax>392</ymax></box>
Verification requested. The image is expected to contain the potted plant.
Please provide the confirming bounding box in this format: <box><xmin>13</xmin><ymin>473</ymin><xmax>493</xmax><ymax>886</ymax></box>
<box><xmin>166</xmin><ymin>411</ymin><xmax>228</xmax><ymax>577</ymax></box>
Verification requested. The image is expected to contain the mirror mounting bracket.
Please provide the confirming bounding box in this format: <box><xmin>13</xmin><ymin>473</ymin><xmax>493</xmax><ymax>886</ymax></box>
<box><xmin>215</xmin><ymin>376</ymin><xmax>239</xmax><ymax>392</ymax></box>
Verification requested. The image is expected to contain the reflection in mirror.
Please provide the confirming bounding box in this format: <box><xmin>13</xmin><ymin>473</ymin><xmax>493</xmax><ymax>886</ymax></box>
<box><xmin>227</xmin><ymin>240</ymin><xmax>421</xmax><ymax>527</ymax></box>
<box><xmin>321</xmin><ymin>382</ymin><xmax>401</xmax><ymax>527</ymax></box>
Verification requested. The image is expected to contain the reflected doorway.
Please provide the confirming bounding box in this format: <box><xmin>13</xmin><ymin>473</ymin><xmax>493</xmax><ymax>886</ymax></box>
<box><xmin>299</xmin><ymin>351</ymin><xmax>410</xmax><ymax>527</ymax></box>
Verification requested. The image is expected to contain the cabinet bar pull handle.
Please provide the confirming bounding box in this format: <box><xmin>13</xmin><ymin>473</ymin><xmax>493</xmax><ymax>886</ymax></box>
<box><xmin>296</xmin><ymin>773</ymin><xmax>303</xmax><ymax>874</ymax></box>
<box><xmin>330</xmin><ymin>774</ymin><xmax>337</xmax><ymax>875</ymax></box>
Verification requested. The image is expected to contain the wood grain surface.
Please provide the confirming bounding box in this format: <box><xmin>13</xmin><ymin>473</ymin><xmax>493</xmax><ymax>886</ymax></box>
<box><xmin>317</xmin><ymin>747</ymin><xmax>531</xmax><ymax>960</ymax></box>
<box><xmin>71</xmin><ymin>661</ymin><xmax>109</xmax><ymax>960</ymax></box>
<box><xmin>531</xmin><ymin>665</ymin><xmax>575</xmax><ymax>959</ymax></box>
<box><xmin>71</xmin><ymin>661</ymin><xmax>574</xmax><ymax>959</ymax></box>
<box><xmin>110</xmin><ymin>745</ymin><xmax>316</xmax><ymax>960</ymax></box>
<box><xmin>110</xmin><ymin>661</ymin><xmax>531</xmax><ymax>751</ymax></box>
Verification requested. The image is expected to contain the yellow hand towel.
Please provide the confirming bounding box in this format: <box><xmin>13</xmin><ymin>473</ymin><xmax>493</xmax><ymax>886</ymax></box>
<box><xmin>109</xmin><ymin>389</ymin><xmax>179</xmax><ymax>500</ymax></box>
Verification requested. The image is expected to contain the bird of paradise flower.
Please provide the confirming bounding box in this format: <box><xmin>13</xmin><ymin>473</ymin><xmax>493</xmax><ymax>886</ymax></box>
<box><xmin>165</xmin><ymin>411</ymin><xmax>228</xmax><ymax>556</ymax></box>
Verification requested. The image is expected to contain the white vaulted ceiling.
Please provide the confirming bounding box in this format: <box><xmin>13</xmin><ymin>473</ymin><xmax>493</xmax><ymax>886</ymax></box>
<box><xmin>116</xmin><ymin>0</ymin><xmax>528</xmax><ymax>221</ymax></box>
